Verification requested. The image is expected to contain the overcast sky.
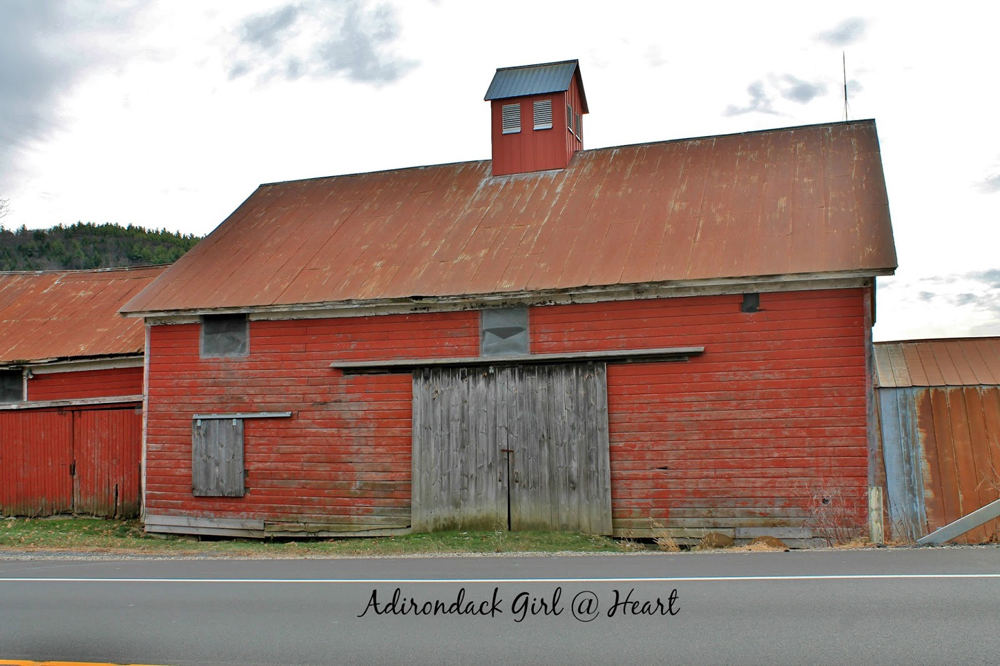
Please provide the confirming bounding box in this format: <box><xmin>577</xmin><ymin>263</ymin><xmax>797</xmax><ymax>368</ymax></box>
<box><xmin>0</xmin><ymin>0</ymin><xmax>997</xmax><ymax>342</ymax></box>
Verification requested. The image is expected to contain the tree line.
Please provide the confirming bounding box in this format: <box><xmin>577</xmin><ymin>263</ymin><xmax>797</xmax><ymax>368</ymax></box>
<box><xmin>0</xmin><ymin>221</ymin><xmax>201</xmax><ymax>271</ymax></box>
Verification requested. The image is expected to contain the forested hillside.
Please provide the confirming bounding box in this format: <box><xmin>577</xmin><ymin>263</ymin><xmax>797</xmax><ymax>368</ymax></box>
<box><xmin>0</xmin><ymin>222</ymin><xmax>201</xmax><ymax>271</ymax></box>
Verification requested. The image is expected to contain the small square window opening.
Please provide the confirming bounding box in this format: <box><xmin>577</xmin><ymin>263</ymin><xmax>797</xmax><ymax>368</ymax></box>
<box><xmin>201</xmin><ymin>314</ymin><xmax>249</xmax><ymax>358</ymax></box>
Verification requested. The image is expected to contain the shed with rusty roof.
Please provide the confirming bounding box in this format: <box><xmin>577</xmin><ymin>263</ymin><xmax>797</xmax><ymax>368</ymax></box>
<box><xmin>124</xmin><ymin>61</ymin><xmax>897</xmax><ymax>543</ymax></box>
<box><xmin>1</xmin><ymin>266</ymin><xmax>164</xmax><ymax>518</ymax></box>
<box><xmin>875</xmin><ymin>338</ymin><xmax>1000</xmax><ymax>543</ymax></box>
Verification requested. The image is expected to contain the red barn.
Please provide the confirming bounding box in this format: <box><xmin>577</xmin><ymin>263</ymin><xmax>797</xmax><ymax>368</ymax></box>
<box><xmin>1</xmin><ymin>266</ymin><xmax>164</xmax><ymax>517</ymax></box>
<box><xmin>123</xmin><ymin>61</ymin><xmax>897</xmax><ymax>543</ymax></box>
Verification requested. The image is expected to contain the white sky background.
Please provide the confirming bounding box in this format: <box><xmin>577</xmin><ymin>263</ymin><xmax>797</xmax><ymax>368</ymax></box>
<box><xmin>0</xmin><ymin>0</ymin><xmax>998</xmax><ymax>341</ymax></box>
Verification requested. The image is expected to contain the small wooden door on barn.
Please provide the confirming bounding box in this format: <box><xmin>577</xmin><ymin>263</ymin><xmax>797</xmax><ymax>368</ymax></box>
<box><xmin>411</xmin><ymin>363</ymin><xmax>612</xmax><ymax>534</ymax></box>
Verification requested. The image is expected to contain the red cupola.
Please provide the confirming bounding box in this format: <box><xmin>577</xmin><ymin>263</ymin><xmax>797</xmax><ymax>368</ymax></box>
<box><xmin>484</xmin><ymin>59</ymin><xmax>589</xmax><ymax>177</ymax></box>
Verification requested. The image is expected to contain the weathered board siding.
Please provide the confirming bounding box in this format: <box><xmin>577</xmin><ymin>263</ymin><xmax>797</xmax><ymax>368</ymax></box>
<box><xmin>146</xmin><ymin>288</ymin><xmax>868</xmax><ymax>540</ymax></box>
<box><xmin>412</xmin><ymin>364</ymin><xmax>611</xmax><ymax>534</ymax></box>
<box><xmin>144</xmin><ymin>311</ymin><xmax>479</xmax><ymax>533</ymax></box>
<box><xmin>192</xmin><ymin>418</ymin><xmax>246</xmax><ymax>497</ymax></box>
<box><xmin>0</xmin><ymin>406</ymin><xmax>141</xmax><ymax>517</ymax></box>
<box><xmin>28</xmin><ymin>367</ymin><xmax>144</xmax><ymax>402</ymax></box>
<box><xmin>876</xmin><ymin>386</ymin><xmax>1000</xmax><ymax>543</ymax></box>
<box><xmin>530</xmin><ymin>288</ymin><xmax>870</xmax><ymax>540</ymax></box>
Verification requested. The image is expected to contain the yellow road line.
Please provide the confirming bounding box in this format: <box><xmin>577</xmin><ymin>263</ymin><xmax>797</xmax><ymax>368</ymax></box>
<box><xmin>0</xmin><ymin>661</ymin><xmax>167</xmax><ymax>666</ymax></box>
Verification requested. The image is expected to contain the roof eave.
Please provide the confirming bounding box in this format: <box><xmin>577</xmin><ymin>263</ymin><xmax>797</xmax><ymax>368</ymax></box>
<box><xmin>124</xmin><ymin>268</ymin><xmax>893</xmax><ymax>320</ymax></box>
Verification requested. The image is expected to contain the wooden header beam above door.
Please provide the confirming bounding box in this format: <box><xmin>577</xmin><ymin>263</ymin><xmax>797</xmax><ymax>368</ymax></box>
<box><xmin>330</xmin><ymin>346</ymin><xmax>705</xmax><ymax>375</ymax></box>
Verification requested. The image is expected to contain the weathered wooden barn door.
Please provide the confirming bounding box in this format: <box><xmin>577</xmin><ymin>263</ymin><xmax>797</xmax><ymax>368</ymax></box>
<box><xmin>411</xmin><ymin>363</ymin><xmax>611</xmax><ymax>534</ymax></box>
<box><xmin>506</xmin><ymin>364</ymin><xmax>612</xmax><ymax>534</ymax></box>
<box><xmin>72</xmin><ymin>407</ymin><xmax>142</xmax><ymax>518</ymax></box>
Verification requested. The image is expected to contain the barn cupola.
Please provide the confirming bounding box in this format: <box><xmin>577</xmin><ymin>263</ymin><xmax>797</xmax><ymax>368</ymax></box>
<box><xmin>484</xmin><ymin>59</ymin><xmax>589</xmax><ymax>177</ymax></box>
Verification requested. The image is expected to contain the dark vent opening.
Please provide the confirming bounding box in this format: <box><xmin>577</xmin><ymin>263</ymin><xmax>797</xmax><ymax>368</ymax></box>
<box><xmin>0</xmin><ymin>370</ymin><xmax>22</xmax><ymax>403</ymax></box>
<box><xmin>741</xmin><ymin>293</ymin><xmax>760</xmax><ymax>313</ymax></box>
<box><xmin>202</xmin><ymin>314</ymin><xmax>249</xmax><ymax>358</ymax></box>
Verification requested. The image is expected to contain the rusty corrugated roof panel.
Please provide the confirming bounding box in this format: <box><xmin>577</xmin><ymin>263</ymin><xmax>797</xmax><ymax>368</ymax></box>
<box><xmin>875</xmin><ymin>338</ymin><xmax>1000</xmax><ymax>388</ymax></box>
<box><xmin>0</xmin><ymin>266</ymin><xmax>165</xmax><ymax>364</ymax></box>
<box><xmin>484</xmin><ymin>59</ymin><xmax>589</xmax><ymax>112</ymax></box>
<box><xmin>122</xmin><ymin>121</ymin><xmax>896</xmax><ymax>315</ymax></box>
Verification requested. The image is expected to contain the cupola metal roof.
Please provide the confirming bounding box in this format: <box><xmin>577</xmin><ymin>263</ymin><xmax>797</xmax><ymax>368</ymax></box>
<box><xmin>484</xmin><ymin>59</ymin><xmax>589</xmax><ymax>112</ymax></box>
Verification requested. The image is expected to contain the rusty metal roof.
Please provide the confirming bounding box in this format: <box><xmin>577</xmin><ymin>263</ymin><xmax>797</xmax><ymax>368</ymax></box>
<box><xmin>875</xmin><ymin>338</ymin><xmax>1000</xmax><ymax>388</ymax></box>
<box><xmin>0</xmin><ymin>266</ymin><xmax>165</xmax><ymax>364</ymax></box>
<box><xmin>484</xmin><ymin>59</ymin><xmax>589</xmax><ymax>112</ymax></box>
<box><xmin>122</xmin><ymin>120</ymin><xmax>896</xmax><ymax>316</ymax></box>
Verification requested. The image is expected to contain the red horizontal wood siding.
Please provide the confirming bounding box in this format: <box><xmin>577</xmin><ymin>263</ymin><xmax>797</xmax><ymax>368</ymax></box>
<box><xmin>145</xmin><ymin>288</ymin><xmax>869</xmax><ymax>538</ymax></box>
<box><xmin>144</xmin><ymin>311</ymin><xmax>479</xmax><ymax>528</ymax></box>
<box><xmin>28</xmin><ymin>367</ymin><xmax>143</xmax><ymax>401</ymax></box>
<box><xmin>529</xmin><ymin>288</ymin><xmax>869</xmax><ymax>538</ymax></box>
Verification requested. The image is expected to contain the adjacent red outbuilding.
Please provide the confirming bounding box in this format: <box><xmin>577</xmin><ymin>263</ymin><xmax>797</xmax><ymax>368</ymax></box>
<box><xmin>0</xmin><ymin>266</ymin><xmax>163</xmax><ymax>518</ymax></box>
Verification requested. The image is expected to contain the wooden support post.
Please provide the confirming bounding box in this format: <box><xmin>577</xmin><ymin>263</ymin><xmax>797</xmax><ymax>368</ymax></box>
<box><xmin>868</xmin><ymin>486</ymin><xmax>884</xmax><ymax>545</ymax></box>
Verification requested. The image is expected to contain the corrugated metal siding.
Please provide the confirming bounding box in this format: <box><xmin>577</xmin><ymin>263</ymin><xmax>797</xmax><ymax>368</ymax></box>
<box><xmin>0</xmin><ymin>409</ymin><xmax>73</xmax><ymax>516</ymax></box>
<box><xmin>876</xmin><ymin>385</ymin><xmax>1000</xmax><ymax>543</ymax></box>
<box><xmin>875</xmin><ymin>338</ymin><xmax>1000</xmax><ymax>387</ymax></box>
<box><xmin>0</xmin><ymin>266</ymin><xmax>164</xmax><ymax>364</ymax></box>
<box><xmin>144</xmin><ymin>311</ymin><xmax>479</xmax><ymax>530</ymax></box>
<box><xmin>73</xmin><ymin>408</ymin><xmax>142</xmax><ymax>517</ymax></box>
<box><xmin>0</xmin><ymin>406</ymin><xmax>142</xmax><ymax>518</ymax></box>
<box><xmin>122</xmin><ymin>122</ymin><xmax>895</xmax><ymax>315</ymax></box>
<box><xmin>531</xmin><ymin>288</ymin><xmax>869</xmax><ymax>539</ymax></box>
<box><xmin>28</xmin><ymin>367</ymin><xmax>144</xmax><ymax>401</ymax></box>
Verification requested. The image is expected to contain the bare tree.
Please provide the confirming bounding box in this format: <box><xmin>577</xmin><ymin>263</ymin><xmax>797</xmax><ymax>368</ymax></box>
<box><xmin>0</xmin><ymin>197</ymin><xmax>9</xmax><ymax>219</ymax></box>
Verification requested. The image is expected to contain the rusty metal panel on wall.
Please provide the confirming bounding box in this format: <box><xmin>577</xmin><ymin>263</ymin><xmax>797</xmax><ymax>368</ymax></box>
<box><xmin>0</xmin><ymin>409</ymin><xmax>73</xmax><ymax>516</ymax></box>
<box><xmin>0</xmin><ymin>406</ymin><xmax>141</xmax><ymax>518</ymax></box>
<box><xmin>877</xmin><ymin>385</ymin><xmax>1000</xmax><ymax>543</ymax></box>
<box><xmin>73</xmin><ymin>407</ymin><xmax>142</xmax><ymax>518</ymax></box>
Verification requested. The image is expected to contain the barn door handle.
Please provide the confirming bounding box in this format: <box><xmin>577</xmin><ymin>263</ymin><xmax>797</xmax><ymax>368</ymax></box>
<box><xmin>513</xmin><ymin>471</ymin><xmax>519</xmax><ymax>484</ymax></box>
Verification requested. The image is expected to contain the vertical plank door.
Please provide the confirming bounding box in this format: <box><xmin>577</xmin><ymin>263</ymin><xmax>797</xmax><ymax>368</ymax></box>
<box><xmin>411</xmin><ymin>363</ymin><xmax>611</xmax><ymax>534</ymax></box>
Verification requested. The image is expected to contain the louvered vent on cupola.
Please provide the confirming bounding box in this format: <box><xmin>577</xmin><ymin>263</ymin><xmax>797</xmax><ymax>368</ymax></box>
<box><xmin>533</xmin><ymin>100</ymin><xmax>552</xmax><ymax>130</ymax></box>
<box><xmin>484</xmin><ymin>59</ymin><xmax>589</xmax><ymax>177</ymax></box>
<box><xmin>502</xmin><ymin>103</ymin><xmax>521</xmax><ymax>134</ymax></box>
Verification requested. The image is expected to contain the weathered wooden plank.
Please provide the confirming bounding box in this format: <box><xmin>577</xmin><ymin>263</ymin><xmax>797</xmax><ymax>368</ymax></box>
<box><xmin>867</xmin><ymin>486</ymin><xmax>884</xmax><ymax>545</ymax></box>
<box><xmin>917</xmin><ymin>498</ymin><xmax>1000</xmax><ymax>545</ymax></box>
<box><xmin>0</xmin><ymin>394</ymin><xmax>143</xmax><ymax>411</ymax></box>
<box><xmin>145</xmin><ymin>524</ymin><xmax>266</xmax><ymax>538</ymax></box>
<box><xmin>332</xmin><ymin>346</ymin><xmax>704</xmax><ymax>372</ymax></box>
<box><xmin>192</xmin><ymin>412</ymin><xmax>292</xmax><ymax>420</ymax></box>
<box><xmin>145</xmin><ymin>514</ymin><xmax>265</xmax><ymax>530</ymax></box>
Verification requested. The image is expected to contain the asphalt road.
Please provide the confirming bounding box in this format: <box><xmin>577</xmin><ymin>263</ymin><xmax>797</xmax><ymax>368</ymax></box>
<box><xmin>1</xmin><ymin>548</ymin><xmax>999</xmax><ymax>666</ymax></box>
